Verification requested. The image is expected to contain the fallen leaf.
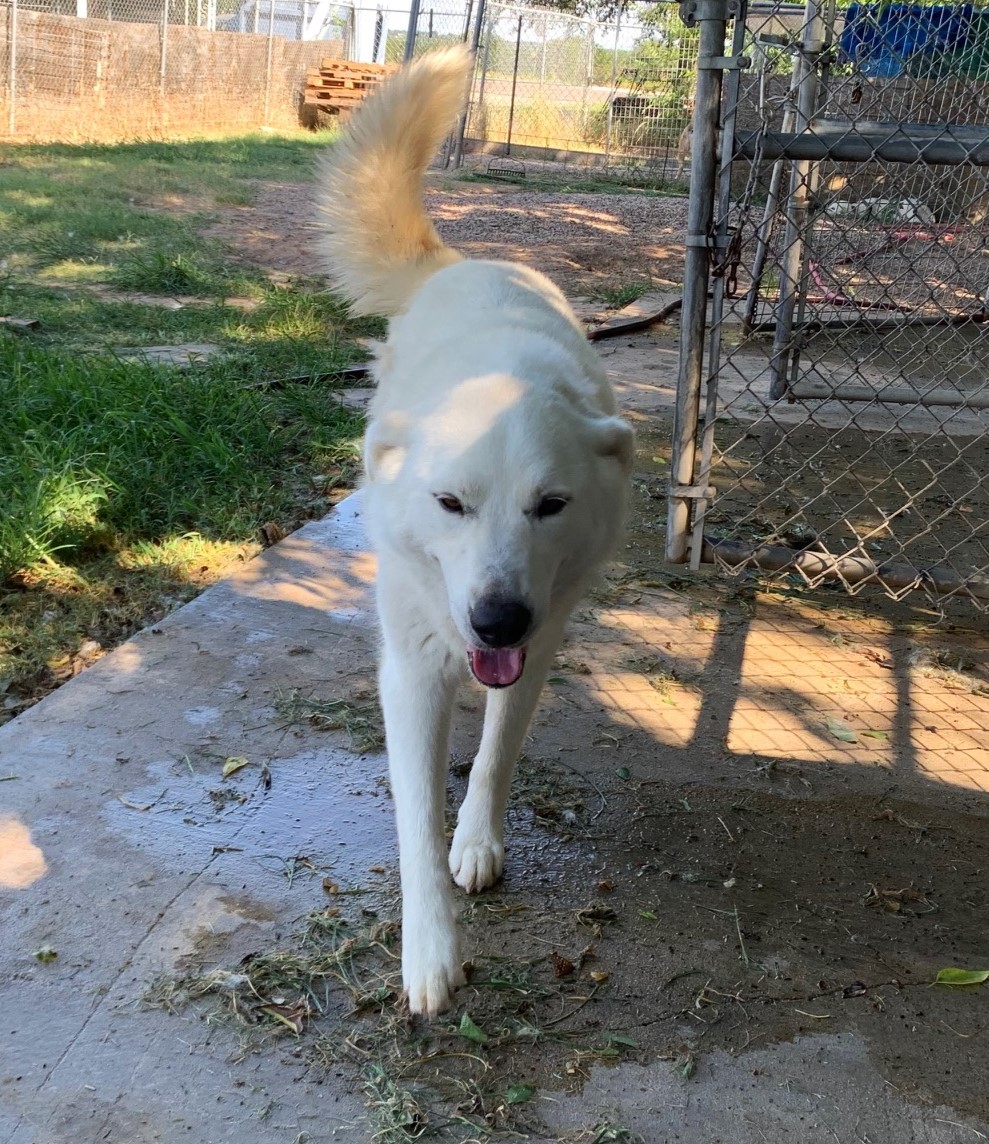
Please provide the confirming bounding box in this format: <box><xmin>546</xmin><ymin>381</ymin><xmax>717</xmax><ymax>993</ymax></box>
<box><xmin>458</xmin><ymin>1012</ymin><xmax>489</xmax><ymax>1044</ymax></box>
<box><xmin>605</xmin><ymin>1032</ymin><xmax>639</xmax><ymax>1047</ymax></box>
<box><xmin>550</xmin><ymin>951</ymin><xmax>575</xmax><ymax>978</ymax></box>
<box><xmin>222</xmin><ymin>756</ymin><xmax>251</xmax><ymax>778</ymax></box>
<box><xmin>934</xmin><ymin>968</ymin><xmax>989</xmax><ymax>987</ymax></box>
<box><xmin>259</xmin><ymin>1001</ymin><xmax>307</xmax><ymax>1033</ymax></box>
<box><xmin>322</xmin><ymin>878</ymin><xmax>340</xmax><ymax>894</ymax></box>
<box><xmin>824</xmin><ymin>716</ymin><xmax>858</xmax><ymax>744</ymax></box>
<box><xmin>589</xmin><ymin>970</ymin><xmax>610</xmax><ymax>983</ymax></box>
<box><xmin>863</xmin><ymin>648</ymin><xmax>894</xmax><ymax>669</ymax></box>
<box><xmin>504</xmin><ymin>1084</ymin><xmax>535</xmax><ymax>1105</ymax></box>
<box><xmin>259</xmin><ymin>521</ymin><xmax>286</xmax><ymax>547</ymax></box>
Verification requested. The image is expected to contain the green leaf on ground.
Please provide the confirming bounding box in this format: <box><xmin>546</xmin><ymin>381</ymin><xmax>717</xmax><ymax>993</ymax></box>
<box><xmin>824</xmin><ymin>716</ymin><xmax>857</xmax><ymax>743</ymax></box>
<box><xmin>505</xmin><ymin>1083</ymin><xmax>535</xmax><ymax>1104</ymax></box>
<box><xmin>458</xmin><ymin>1012</ymin><xmax>489</xmax><ymax>1044</ymax></box>
<box><xmin>934</xmin><ymin>967</ymin><xmax>989</xmax><ymax>987</ymax></box>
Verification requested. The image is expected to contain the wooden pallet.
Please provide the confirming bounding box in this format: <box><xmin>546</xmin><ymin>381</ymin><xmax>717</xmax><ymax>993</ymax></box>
<box><xmin>303</xmin><ymin>59</ymin><xmax>398</xmax><ymax>112</ymax></box>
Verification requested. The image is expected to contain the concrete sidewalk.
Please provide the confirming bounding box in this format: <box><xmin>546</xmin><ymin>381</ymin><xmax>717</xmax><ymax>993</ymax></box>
<box><xmin>2</xmin><ymin>492</ymin><xmax>988</xmax><ymax>1144</ymax></box>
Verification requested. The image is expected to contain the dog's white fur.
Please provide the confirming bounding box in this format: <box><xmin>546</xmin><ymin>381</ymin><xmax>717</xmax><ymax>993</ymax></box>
<box><xmin>317</xmin><ymin>47</ymin><xmax>633</xmax><ymax>1016</ymax></box>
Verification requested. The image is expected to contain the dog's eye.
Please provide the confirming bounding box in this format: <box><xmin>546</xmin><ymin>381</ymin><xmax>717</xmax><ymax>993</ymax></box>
<box><xmin>436</xmin><ymin>494</ymin><xmax>465</xmax><ymax>515</ymax></box>
<box><xmin>536</xmin><ymin>496</ymin><xmax>569</xmax><ymax>519</ymax></box>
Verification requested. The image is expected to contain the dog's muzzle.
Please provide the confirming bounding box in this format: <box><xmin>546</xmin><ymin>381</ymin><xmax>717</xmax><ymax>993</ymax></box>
<box><xmin>466</xmin><ymin>598</ymin><xmax>531</xmax><ymax>687</ymax></box>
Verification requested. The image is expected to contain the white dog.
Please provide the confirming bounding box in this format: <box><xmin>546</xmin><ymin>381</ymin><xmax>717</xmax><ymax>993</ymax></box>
<box><xmin>317</xmin><ymin>47</ymin><xmax>633</xmax><ymax>1016</ymax></box>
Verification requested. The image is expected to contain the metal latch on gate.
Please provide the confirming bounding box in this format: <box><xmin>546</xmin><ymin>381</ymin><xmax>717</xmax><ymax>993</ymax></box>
<box><xmin>686</xmin><ymin>231</ymin><xmax>734</xmax><ymax>253</ymax></box>
<box><xmin>672</xmin><ymin>484</ymin><xmax>717</xmax><ymax>499</ymax></box>
<box><xmin>697</xmin><ymin>54</ymin><xmax>751</xmax><ymax>70</ymax></box>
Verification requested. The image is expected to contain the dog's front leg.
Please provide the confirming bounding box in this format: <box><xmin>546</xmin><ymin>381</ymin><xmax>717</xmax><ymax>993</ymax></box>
<box><xmin>450</xmin><ymin>623</ymin><xmax>564</xmax><ymax>894</ymax></box>
<box><xmin>379</xmin><ymin>636</ymin><xmax>464</xmax><ymax>1016</ymax></box>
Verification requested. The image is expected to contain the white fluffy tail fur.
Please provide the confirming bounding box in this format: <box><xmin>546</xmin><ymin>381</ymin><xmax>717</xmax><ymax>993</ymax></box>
<box><xmin>316</xmin><ymin>48</ymin><xmax>471</xmax><ymax>317</ymax></box>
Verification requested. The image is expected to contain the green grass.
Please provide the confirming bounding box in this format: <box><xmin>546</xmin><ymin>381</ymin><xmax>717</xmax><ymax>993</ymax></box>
<box><xmin>0</xmin><ymin>133</ymin><xmax>372</xmax><ymax>716</ymax></box>
<box><xmin>590</xmin><ymin>280</ymin><xmax>655</xmax><ymax>309</ymax></box>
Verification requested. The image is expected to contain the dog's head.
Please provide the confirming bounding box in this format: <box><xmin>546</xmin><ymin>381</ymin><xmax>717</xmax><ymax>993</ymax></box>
<box><xmin>365</xmin><ymin>372</ymin><xmax>633</xmax><ymax>687</ymax></box>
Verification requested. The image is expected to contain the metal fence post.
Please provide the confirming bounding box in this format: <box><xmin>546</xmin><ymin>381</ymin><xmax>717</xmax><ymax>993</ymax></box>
<box><xmin>263</xmin><ymin>0</ymin><xmax>275</xmax><ymax>126</ymax></box>
<box><xmin>666</xmin><ymin>0</ymin><xmax>735</xmax><ymax>565</ymax></box>
<box><xmin>504</xmin><ymin>11</ymin><xmax>522</xmax><ymax>155</ymax></box>
<box><xmin>7</xmin><ymin>0</ymin><xmax>17</xmax><ymax>136</ymax></box>
<box><xmin>768</xmin><ymin>0</ymin><xmax>828</xmax><ymax>399</ymax></box>
<box><xmin>403</xmin><ymin>0</ymin><xmax>422</xmax><ymax>62</ymax></box>
<box><xmin>603</xmin><ymin>5</ymin><xmax>622</xmax><ymax>163</ymax></box>
<box><xmin>159</xmin><ymin>0</ymin><xmax>168</xmax><ymax>131</ymax></box>
<box><xmin>452</xmin><ymin>0</ymin><xmax>486</xmax><ymax>168</ymax></box>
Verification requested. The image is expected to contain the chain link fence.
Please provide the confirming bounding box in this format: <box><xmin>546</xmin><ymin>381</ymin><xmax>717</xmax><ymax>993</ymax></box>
<box><xmin>0</xmin><ymin>0</ymin><xmax>351</xmax><ymax>138</ymax></box>
<box><xmin>671</xmin><ymin>0</ymin><xmax>989</xmax><ymax>612</ymax></box>
<box><xmin>459</xmin><ymin>2</ymin><xmax>696</xmax><ymax>181</ymax></box>
<box><xmin>0</xmin><ymin>0</ymin><xmax>705</xmax><ymax>178</ymax></box>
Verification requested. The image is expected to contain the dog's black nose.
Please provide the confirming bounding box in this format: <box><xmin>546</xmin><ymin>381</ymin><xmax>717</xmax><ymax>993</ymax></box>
<box><xmin>469</xmin><ymin>598</ymin><xmax>532</xmax><ymax>648</ymax></box>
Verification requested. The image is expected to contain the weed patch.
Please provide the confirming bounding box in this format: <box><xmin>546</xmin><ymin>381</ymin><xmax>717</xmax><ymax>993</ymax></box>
<box><xmin>276</xmin><ymin>687</ymin><xmax>385</xmax><ymax>754</ymax></box>
<box><xmin>147</xmin><ymin>887</ymin><xmax>639</xmax><ymax>1142</ymax></box>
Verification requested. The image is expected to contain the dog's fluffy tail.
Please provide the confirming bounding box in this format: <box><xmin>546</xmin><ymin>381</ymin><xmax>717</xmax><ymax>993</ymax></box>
<box><xmin>316</xmin><ymin>48</ymin><xmax>470</xmax><ymax>317</ymax></box>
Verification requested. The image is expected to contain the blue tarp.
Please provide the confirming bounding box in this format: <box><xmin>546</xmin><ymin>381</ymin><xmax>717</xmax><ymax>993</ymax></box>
<box><xmin>839</xmin><ymin>3</ymin><xmax>975</xmax><ymax>77</ymax></box>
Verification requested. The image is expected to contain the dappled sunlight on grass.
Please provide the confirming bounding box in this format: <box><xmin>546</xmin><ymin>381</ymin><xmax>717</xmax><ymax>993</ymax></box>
<box><xmin>39</xmin><ymin>260</ymin><xmax>115</xmax><ymax>283</ymax></box>
<box><xmin>1</xmin><ymin>133</ymin><xmax>370</xmax><ymax>718</ymax></box>
<box><xmin>0</xmin><ymin>536</ymin><xmax>259</xmax><ymax>721</ymax></box>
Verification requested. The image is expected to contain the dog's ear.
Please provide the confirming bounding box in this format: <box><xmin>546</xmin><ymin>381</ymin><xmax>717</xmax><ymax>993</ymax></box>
<box><xmin>364</xmin><ymin>412</ymin><xmax>409</xmax><ymax>482</ymax></box>
<box><xmin>592</xmin><ymin>416</ymin><xmax>635</xmax><ymax>473</ymax></box>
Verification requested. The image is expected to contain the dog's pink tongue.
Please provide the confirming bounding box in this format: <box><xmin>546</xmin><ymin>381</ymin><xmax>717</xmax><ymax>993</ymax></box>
<box><xmin>468</xmin><ymin>646</ymin><xmax>526</xmax><ymax>688</ymax></box>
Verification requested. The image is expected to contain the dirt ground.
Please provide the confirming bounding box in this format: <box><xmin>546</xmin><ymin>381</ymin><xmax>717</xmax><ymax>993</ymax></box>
<box><xmin>207</xmin><ymin>173</ymin><xmax>691</xmax><ymax>297</ymax></box>
<box><xmin>179</xmin><ymin>173</ymin><xmax>989</xmax><ymax>1138</ymax></box>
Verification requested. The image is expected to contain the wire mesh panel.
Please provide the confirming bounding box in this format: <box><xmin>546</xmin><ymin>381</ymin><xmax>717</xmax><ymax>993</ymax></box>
<box><xmin>672</xmin><ymin>0</ymin><xmax>989</xmax><ymax>612</ymax></box>
<box><xmin>459</xmin><ymin>0</ymin><xmax>699</xmax><ymax>182</ymax></box>
<box><xmin>0</xmin><ymin>0</ymin><xmax>355</xmax><ymax>140</ymax></box>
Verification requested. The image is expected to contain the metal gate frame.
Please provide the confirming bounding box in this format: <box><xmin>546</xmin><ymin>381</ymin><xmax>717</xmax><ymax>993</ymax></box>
<box><xmin>666</xmin><ymin>0</ymin><xmax>989</xmax><ymax>608</ymax></box>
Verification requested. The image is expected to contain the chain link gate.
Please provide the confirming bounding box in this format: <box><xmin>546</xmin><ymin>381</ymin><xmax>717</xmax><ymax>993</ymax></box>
<box><xmin>669</xmin><ymin>0</ymin><xmax>989</xmax><ymax>612</ymax></box>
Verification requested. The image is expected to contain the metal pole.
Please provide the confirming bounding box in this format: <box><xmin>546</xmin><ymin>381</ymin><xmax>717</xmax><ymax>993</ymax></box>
<box><xmin>505</xmin><ymin>11</ymin><xmax>522</xmax><ymax>156</ymax></box>
<box><xmin>8</xmin><ymin>0</ymin><xmax>17</xmax><ymax>136</ymax></box>
<box><xmin>604</xmin><ymin>4</ymin><xmax>621</xmax><ymax>163</ymax></box>
<box><xmin>263</xmin><ymin>0</ymin><xmax>275</xmax><ymax>125</ymax></box>
<box><xmin>452</xmin><ymin>0</ymin><xmax>485</xmax><ymax>168</ymax></box>
<box><xmin>687</xmin><ymin>7</ymin><xmax>747</xmax><ymax>571</ymax></box>
<box><xmin>580</xmin><ymin>18</ymin><xmax>594</xmax><ymax>132</ymax></box>
<box><xmin>768</xmin><ymin>0</ymin><xmax>827</xmax><ymax>400</ymax></box>
<box><xmin>741</xmin><ymin>137</ymin><xmax>787</xmax><ymax>331</ymax></box>
<box><xmin>159</xmin><ymin>0</ymin><xmax>168</xmax><ymax>130</ymax></box>
<box><xmin>403</xmin><ymin>0</ymin><xmax>422</xmax><ymax>62</ymax></box>
<box><xmin>666</xmin><ymin>0</ymin><xmax>733</xmax><ymax>565</ymax></box>
<box><xmin>741</xmin><ymin>49</ymin><xmax>797</xmax><ymax>332</ymax></box>
<box><xmin>540</xmin><ymin>13</ymin><xmax>547</xmax><ymax>86</ymax></box>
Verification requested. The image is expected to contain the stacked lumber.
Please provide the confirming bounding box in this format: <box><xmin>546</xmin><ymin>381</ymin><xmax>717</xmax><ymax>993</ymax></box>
<box><xmin>303</xmin><ymin>59</ymin><xmax>398</xmax><ymax>113</ymax></box>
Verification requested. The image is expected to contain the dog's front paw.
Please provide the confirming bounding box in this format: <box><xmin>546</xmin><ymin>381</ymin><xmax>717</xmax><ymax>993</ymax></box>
<box><xmin>449</xmin><ymin>824</ymin><xmax>504</xmax><ymax>893</ymax></box>
<box><xmin>402</xmin><ymin>921</ymin><xmax>466</xmax><ymax>1017</ymax></box>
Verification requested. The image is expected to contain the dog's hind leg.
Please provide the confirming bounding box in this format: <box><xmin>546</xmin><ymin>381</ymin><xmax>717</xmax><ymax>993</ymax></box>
<box><xmin>450</xmin><ymin>622</ymin><xmax>565</xmax><ymax>894</ymax></box>
<box><xmin>379</xmin><ymin>625</ymin><xmax>465</xmax><ymax>1016</ymax></box>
